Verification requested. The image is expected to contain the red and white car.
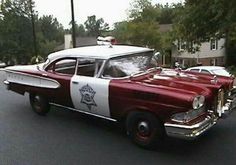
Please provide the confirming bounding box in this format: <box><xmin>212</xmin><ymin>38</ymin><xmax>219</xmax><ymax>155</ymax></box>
<box><xmin>3</xmin><ymin>45</ymin><xmax>235</xmax><ymax>148</ymax></box>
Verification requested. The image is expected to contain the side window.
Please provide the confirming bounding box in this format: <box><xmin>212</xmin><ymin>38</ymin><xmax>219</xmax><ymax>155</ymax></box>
<box><xmin>77</xmin><ymin>59</ymin><xmax>98</xmax><ymax>77</ymax></box>
<box><xmin>46</xmin><ymin>58</ymin><xmax>76</xmax><ymax>75</ymax></box>
<box><xmin>190</xmin><ymin>69</ymin><xmax>200</xmax><ymax>72</ymax></box>
<box><xmin>201</xmin><ymin>69</ymin><xmax>211</xmax><ymax>74</ymax></box>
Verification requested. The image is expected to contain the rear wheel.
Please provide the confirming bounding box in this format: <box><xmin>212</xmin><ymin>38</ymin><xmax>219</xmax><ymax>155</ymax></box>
<box><xmin>29</xmin><ymin>93</ymin><xmax>50</xmax><ymax>115</ymax></box>
<box><xmin>126</xmin><ymin>111</ymin><xmax>164</xmax><ymax>149</ymax></box>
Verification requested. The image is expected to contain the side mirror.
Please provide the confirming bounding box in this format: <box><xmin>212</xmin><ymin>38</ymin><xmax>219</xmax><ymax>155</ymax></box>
<box><xmin>154</xmin><ymin>52</ymin><xmax>160</xmax><ymax>61</ymax></box>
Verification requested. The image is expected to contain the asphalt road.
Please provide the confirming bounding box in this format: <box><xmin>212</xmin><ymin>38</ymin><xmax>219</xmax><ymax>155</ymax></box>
<box><xmin>0</xmin><ymin>70</ymin><xmax>236</xmax><ymax>165</ymax></box>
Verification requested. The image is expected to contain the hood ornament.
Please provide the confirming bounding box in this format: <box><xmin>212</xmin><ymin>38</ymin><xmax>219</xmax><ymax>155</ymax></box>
<box><xmin>211</xmin><ymin>75</ymin><xmax>218</xmax><ymax>84</ymax></box>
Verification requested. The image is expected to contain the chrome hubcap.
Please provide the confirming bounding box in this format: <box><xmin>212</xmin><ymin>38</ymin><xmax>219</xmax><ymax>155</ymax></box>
<box><xmin>34</xmin><ymin>96</ymin><xmax>42</xmax><ymax>111</ymax></box>
<box><xmin>137</xmin><ymin>121</ymin><xmax>150</xmax><ymax>136</ymax></box>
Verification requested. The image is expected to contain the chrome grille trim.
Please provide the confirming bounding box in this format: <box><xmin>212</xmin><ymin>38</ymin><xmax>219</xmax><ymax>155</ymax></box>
<box><xmin>216</xmin><ymin>89</ymin><xmax>225</xmax><ymax>117</ymax></box>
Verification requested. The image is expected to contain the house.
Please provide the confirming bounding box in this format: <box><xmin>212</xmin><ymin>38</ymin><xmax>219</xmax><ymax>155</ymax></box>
<box><xmin>55</xmin><ymin>34</ymin><xmax>97</xmax><ymax>51</ymax></box>
<box><xmin>158</xmin><ymin>24</ymin><xmax>226</xmax><ymax>67</ymax></box>
<box><xmin>172</xmin><ymin>38</ymin><xmax>226</xmax><ymax>68</ymax></box>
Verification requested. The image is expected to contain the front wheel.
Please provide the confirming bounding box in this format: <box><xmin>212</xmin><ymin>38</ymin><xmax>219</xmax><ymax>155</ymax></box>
<box><xmin>29</xmin><ymin>93</ymin><xmax>50</xmax><ymax>115</ymax></box>
<box><xmin>126</xmin><ymin>111</ymin><xmax>165</xmax><ymax>149</ymax></box>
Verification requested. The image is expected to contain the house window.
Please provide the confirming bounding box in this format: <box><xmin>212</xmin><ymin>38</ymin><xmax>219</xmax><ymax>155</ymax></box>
<box><xmin>210</xmin><ymin>39</ymin><xmax>218</xmax><ymax>50</ymax></box>
<box><xmin>187</xmin><ymin>41</ymin><xmax>194</xmax><ymax>52</ymax></box>
<box><xmin>178</xmin><ymin>39</ymin><xmax>186</xmax><ymax>51</ymax></box>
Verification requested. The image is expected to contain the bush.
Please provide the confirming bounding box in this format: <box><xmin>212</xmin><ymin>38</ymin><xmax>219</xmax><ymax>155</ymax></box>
<box><xmin>227</xmin><ymin>65</ymin><xmax>236</xmax><ymax>76</ymax></box>
<box><xmin>30</xmin><ymin>55</ymin><xmax>44</xmax><ymax>64</ymax></box>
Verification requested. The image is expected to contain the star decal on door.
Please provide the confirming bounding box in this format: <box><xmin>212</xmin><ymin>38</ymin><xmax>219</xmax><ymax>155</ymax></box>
<box><xmin>79</xmin><ymin>84</ymin><xmax>97</xmax><ymax>110</ymax></box>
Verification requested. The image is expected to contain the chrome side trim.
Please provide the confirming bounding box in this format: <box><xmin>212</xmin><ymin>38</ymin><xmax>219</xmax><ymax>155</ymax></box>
<box><xmin>3</xmin><ymin>80</ymin><xmax>10</xmax><ymax>90</ymax></box>
<box><xmin>5</xmin><ymin>70</ymin><xmax>60</xmax><ymax>89</ymax></box>
<box><xmin>50</xmin><ymin>103</ymin><xmax>117</xmax><ymax>122</ymax></box>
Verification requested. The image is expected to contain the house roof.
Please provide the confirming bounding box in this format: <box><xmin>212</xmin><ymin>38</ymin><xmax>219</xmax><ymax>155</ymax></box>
<box><xmin>54</xmin><ymin>36</ymin><xmax>97</xmax><ymax>51</ymax></box>
<box><xmin>75</xmin><ymin>37</ymin><xmax>97</xmax><ymax>47</ymax></box>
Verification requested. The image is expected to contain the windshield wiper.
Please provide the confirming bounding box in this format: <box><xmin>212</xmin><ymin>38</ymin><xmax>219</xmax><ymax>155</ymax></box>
<box><xmin>130</xmin><ymin>71</ymin><xmax>146</xmax><ymax>78</ymax></box>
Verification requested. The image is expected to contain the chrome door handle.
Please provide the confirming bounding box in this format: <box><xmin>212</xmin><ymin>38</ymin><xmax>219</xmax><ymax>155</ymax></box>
<box><xmin>72</xmin><ymin>81</ymin><xmax>79</xmax><ymax>84</ymax></box>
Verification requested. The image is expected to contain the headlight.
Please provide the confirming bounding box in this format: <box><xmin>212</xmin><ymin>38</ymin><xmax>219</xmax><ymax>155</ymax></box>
<box><xmin>192</xmin><ymin>95</ymin><xmax>205</xmax><ymax>109</ymax></box>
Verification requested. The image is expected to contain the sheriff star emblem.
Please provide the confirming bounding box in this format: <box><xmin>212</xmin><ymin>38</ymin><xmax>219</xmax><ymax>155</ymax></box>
<box><xmin>79</xmin><ymin>84</ymin><xmax>97</xmax><ymax>110</ymax></box>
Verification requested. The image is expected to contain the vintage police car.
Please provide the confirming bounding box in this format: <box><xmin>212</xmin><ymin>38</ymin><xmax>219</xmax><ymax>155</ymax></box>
<box><xmin>3</xmin><ymin>45</ymin><xmax>235</xmax><ymax>148</ymax></box>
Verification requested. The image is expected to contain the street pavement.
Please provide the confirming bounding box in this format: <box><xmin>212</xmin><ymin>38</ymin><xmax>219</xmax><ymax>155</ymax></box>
<box><xmin>0</xmin><ymin>70</ymin><xmax>236</xmax><ymax>165</ymax></box>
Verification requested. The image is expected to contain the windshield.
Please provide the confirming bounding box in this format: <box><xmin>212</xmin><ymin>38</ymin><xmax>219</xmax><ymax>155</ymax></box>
<box><xmin>212</xmin><ymin>69</ymin><xmax>230</xmax><ymax>77</ymax></box>
<box><xmin>103</xmin><ymin>51</ymin><xmax>154</xmax><ymax>78</ymax></box>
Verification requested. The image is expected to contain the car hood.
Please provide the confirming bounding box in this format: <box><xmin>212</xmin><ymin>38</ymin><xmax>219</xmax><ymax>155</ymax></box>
<box><xmin>158</xmin><ymin>69</ymin><xmax>222</xmax><ymax>91</ymax></box>
<box><xmin>126</xmin><ymin>74</ymin><xmax>212</xmax><ymax>109</ymax></box>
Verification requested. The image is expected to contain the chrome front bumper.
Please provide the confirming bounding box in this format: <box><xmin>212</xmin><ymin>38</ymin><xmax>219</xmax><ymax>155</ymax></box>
<box><xmin>164</xmin><ymin>113</ymin><xmax>217</xmax><ymax>140</ymax></box>
<box><xmin>3</xmin><ymin>80</ymin><xmax>10</xmax><ymax>90</ymax></box>
<box><xmin>164</xmin><ymin>99</ymin><xmax>235</xmax><ymax>140</ymax></box>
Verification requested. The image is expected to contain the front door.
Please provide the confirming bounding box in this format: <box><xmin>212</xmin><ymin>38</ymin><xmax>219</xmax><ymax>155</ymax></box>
<box><xmin>70</xmin><ymin>76</ymin><xmax>111</xmax><ymax>117</ymax></box>
<box><xmin>70</xmin><ymin>58</ymin><xmax>111</xmax><ymax>118</ymax></box>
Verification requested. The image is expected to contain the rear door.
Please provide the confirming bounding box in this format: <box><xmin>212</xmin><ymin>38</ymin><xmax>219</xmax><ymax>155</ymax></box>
<box><xmin>45</xmin><ymin>58</ymin><xmax>76</xmax><ymax>107</ymax></box>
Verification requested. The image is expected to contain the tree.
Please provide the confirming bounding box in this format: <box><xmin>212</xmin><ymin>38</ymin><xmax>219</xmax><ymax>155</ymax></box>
<box><xmin>173</xmin><ymin>0</ymin><xmax>236</xmax><ymax>65</ymax></box>
<box><xmin>0</xmin><ymin>0</ymin><xmax>35</xmax><ymax>64</ymax></box>
<box><xmin>113</xmin><ymin>21</ymin><xmax>130</xmax><ymax>43</ymax></box>
<box><xmin>77</xmin><ymin>24</ymin><xmax>86</xmax><ymax>37</ymax></box>
<box><xmin>129</xmin><ymin>0</ymin><xmax>159</xmax><ymax>22</ymax></box>
<box><xmin>66</xmin><ymin>23</ymin><xmax>86</xmax><ymax>37</ymax></box>
<box><xmin>0</xmin><ymin>0</ymin><xmax>65</xmax><ymax>63</ymax></box>
<box><xmin>114</xmin><ymin>0</ymin><xmax>164</xmax><ymax>50</ymax></box>
<box><xmin>37</xmin><ymin>15</ymin><xmax>64</xmax><ymax>57</ymax></box>
<box><xmin>159</xmin><ymin>3</ymin><xmax>175</xmax><ymax>24</ymax></box>
<box><xmin>84</xmin><ymin>15</ymin><xmax>109</xmax><ymax>36</ymax></box>
<box><xmin>113</xmin><ymin>0</ymin><xmax>180</xmax><ymax>66</ymax></box>
<box><xmin>38</xmin><ymin>15</ymin><xmax>64</xmax><ymax>42</ymax></box>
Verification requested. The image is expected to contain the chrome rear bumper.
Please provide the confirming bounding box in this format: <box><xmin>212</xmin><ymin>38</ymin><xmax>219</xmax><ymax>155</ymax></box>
<box><xmin>3</xmin><ymin>80</ymin><xmax>10</xmax><ymax>90</ymax></box>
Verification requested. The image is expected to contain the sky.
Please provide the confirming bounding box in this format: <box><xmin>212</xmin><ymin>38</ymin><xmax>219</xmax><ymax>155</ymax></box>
<box><xmin>34</xmin><ymin>0</ymin><xmax>182</xmax><ymax>29</ymax></box>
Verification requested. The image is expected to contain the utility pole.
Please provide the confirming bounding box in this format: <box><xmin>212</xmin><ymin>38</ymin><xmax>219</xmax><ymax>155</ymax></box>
<box><xmin>29</xmin><ymin>0</ymin><xmax>37</xmax><ymax>56</ymax></box>
<box><xmin>71</xmin><ymin>0</ymin><xmax>76</xmax><ymax>48</ymax></box>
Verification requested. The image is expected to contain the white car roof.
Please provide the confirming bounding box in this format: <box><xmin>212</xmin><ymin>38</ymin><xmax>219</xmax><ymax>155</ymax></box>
<box><xmin>48</xmin><ymin>45</ymin><xmax>153</xmax><ymax>61</ymax></box>
<box><xmin>187</xmin><ymin>66</ymin><xmax>224</xmax><ymax>71</ymax></box>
